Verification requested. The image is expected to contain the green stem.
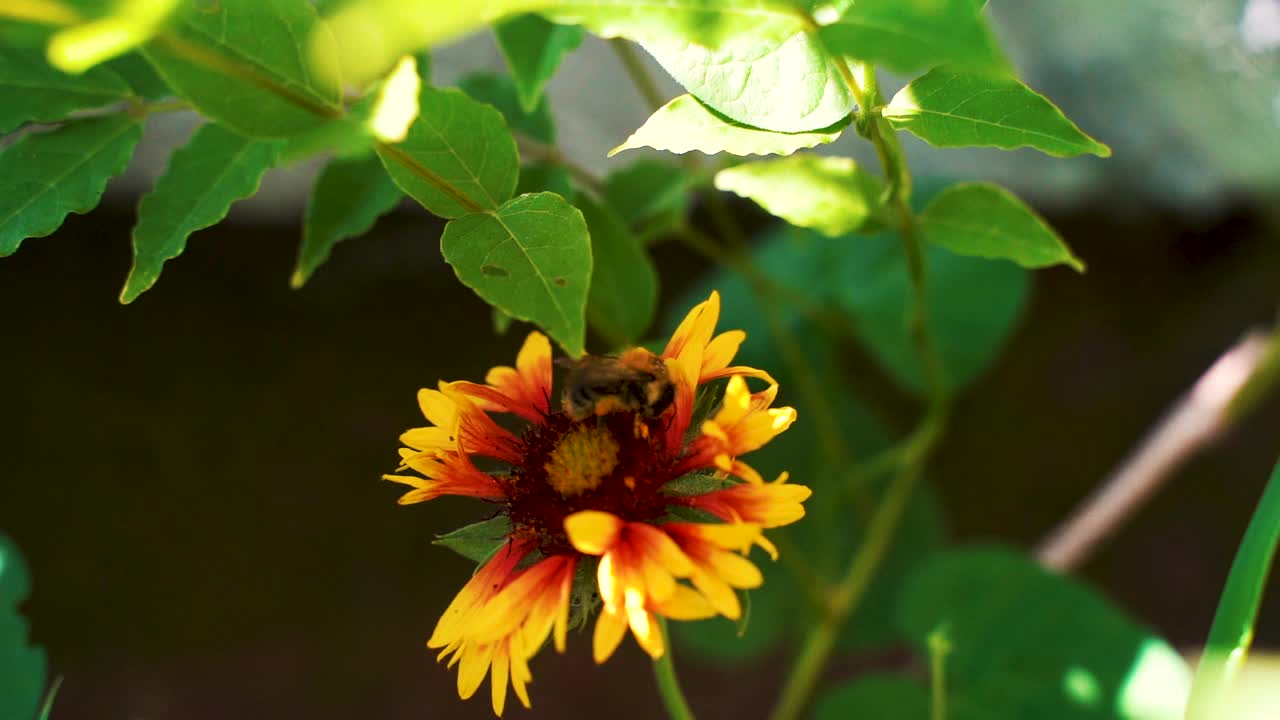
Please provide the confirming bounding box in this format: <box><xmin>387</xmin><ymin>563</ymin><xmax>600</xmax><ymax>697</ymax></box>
<box><xmin>1185</xmin><ymin>457</ymin><xmax>1280</xmax><ymax>718</ymax></box>
<box><xmin>769</xmin><ymin>63</ymin><xmax>952</xmax><ymax>720</ymax></box>
<box><xmin>609</xmin><ymin>38</ymin><xmax>668</xmax><ymax>113</ymax></box>
<box><xmin>928</xmin><ymin>629</ymin><xmax>952</xmax><ymax>720</ymax></box>
<box><xmin>653</xmin><ymin>618</ymin><xmax>697</xmax><ymax>720</ymax></box>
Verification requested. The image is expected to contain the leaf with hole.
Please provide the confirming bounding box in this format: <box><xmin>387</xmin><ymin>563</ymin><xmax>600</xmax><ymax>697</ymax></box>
<box><xmin>1</xmin><ymin>534</ymin><xmax>46</xmax><ymax>720</ymax></box>
<box><xmin>293</xmin><ymin>154</ymin><xmax>403</xmax><ymax>288</ymax></box>
<box><xmin>818</xmin><ymin>0</ymin><xmax>1007</xmax><ymax>74</ymax></box>
<box><xmin>121</xmin><ymin>124</ymin><xmax>282</xmax><ymax>303</ymax></box>
<box><xmin>377</xmin><ymin>85</ymin><xmax>519</xmax><ymax>219</ymax></box>
<box><xmin>143</xmin><ymin>0</ymin><xmax>342</xmax><ymax>137</ymax></box>
<box><xmin>0</xmin><ymin>115</ymin><xmax>141</xmax><ymax>257</ymax></box>
<box><xmin>576</xmin><ymin>193</ymin><xmax>657</xmax><ymax>347</ymax></box>
<box><xmin>442</xmin><ymin>192</ymin><xmax>591</xmax><ymax>356</ymax></box>
<box><xmin>884</xmin><ymin>67</ymin><xmax>1111</xmax><ymax>158</ymax></box>
<box><xmin>0</xmin><ymin>45</ymin><xmax>132</xmax><ymax>134</ymax></box>
<box><xmin>920</xmin><ymin>182</ymin><xmax>1085</xmax><ymax>272</ymax></box>
<box><xmin>494</xmin><ymin>13</ymin><xmax>584</xmax><ymax>112</ymax></box>
<box><xmin>612</xmin><ymin>94</ymin><xmax>847</xmax><ymax>158</ymax></box>
<box><xmin>714</xmin><ymin>155</ymin><xmax>884</xmax><ymax>237</ymax></box>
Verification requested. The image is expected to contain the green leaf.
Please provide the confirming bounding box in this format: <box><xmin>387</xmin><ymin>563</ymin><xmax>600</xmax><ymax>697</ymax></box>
<box><xmin>292</xmin><ymin>153</ymin><xmax>403</xmax><ymax>288</ymax></box>
<box><xmin>516</xmin><ymin>164</ymin><xmax>573</xmax><ymax>198</ymax></box>
<box><xmin>106</xmin><ymin>52</ymin><xmax>171</xmax><ymax>99</ymax></box>
<box><xmin>575</xmin><ymin>193</ymin><xmax>658</xmax><ymax>346</ymax></box>
<box><xmin>121</xmin><ymin>123</ymin><xmax>281</xmax><ymax>303</ymax></box>
<box><xmin>1</xmin><ymin>534</ymin><xmax>46</xmax><ymax>720</ymax></box>
<box><xmin>441</xmin><ymin>192</ymin><xmax>590</xmax><ymax>356</ymax></box>
<box><xmin>377</xmin><ymin>86</ymin><xmax>518</xmax><ymax>219</ymax></box>
<box><xmin>457</xmin><ymin>71</ymin><xmax>555</xmax><ymax>143</ymax></box>
<box><xmin>833</xmin><ymin>225</ymin><xmax>1029</xmax><ymax>395</ymax></box>
<box><xmin>816</xmin><ymin>674</ymin><xmax>995</xmax><ymax>720</ymax></box>
<box><xmin>434</xmin><ymin>515</ymin><xmax>512</xmax><ymax>563</ymax></box>
<box><xmin>713</xmin><ymin>155</ymin><xmax>884</xmax><ymax>237</ymax></box>
<box><xmin>1187</xmin><ymin>458</ymin><xmax>1280</xmax><ymax>718</ymax></box>
<box><xmin>611</xmin><ymin>94</ymin><xmax>847</xmax><ymax>158</ymax></box>
<box><xmin>919</xmin><ymin>182</ymin><xmax>1085</xmax><ymax>272</ymax></box>
<box><xmin>0</xmin><ymin>115</ymin><xmax>141</xmax><ymax>257</ymax></box>
<box><xmin>494</xmin><ymin>14</ymin><xmax>584</xmax><ymax>112</ymax></box>
<box><xmin>817</xmin><ymin>0</ymin><xmax>1007</xmax><ymax>74</ymax></box>
<box><xmin>143</xmin><ymin>0</ymin><xmax>342</xmax><ymax>138</ymax></box>
<box><xmin>0</xmin><ymin>45</ymin><xmax>132</xmax><ymax>134</ymax></box>
<box><xmin>601</xmin><ymin>159</ymin><xmax>690</xmax><ymax>233</ymax></box>
<box><xmin>661</xmin><ymin>473</ymin><xmax>739</xmax><ymax>498</ymax></box>
<box><xmin>898</xmin><ymin>547</ymin><xmax>1191</xmax><ymax>719</ymax></box>
<box><xmin>815</xmin><ymin>675</ymin><xmax>929</xmax><ymax>720</ymax></box>
<box><xmin>644</xmin><ymin>26</ymin><xmax>855</xmax><ymax>132</ymax></box>
<box><xmin>884</xmin><ymin>67</ymin><xmax>1111</xmax><ymax>158</ymax></box>
<box><xmin>278</xmin><ymin>95</ymin><xmax>379</xmax><ymax>165</ymax></box>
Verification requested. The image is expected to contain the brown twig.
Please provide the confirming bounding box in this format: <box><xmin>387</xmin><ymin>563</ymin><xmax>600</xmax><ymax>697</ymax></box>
<box><xmin>1036</xmin><ymin>329</ymin><xmax>1280</xmax><ymax>571</ymax></box>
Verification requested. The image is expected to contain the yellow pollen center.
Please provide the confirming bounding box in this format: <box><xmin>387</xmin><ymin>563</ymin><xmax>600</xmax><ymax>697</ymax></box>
<box><xmin>544</xmin><ymin>425</ymin><xmax>620</xmax><ymax>497</ymax></box>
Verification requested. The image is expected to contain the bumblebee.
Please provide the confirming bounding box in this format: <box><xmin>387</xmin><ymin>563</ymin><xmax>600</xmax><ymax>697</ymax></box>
<box><xmin>559</xmin><ymin>348</ymin><xmax>675</xmax><ymax>421</ymax></box>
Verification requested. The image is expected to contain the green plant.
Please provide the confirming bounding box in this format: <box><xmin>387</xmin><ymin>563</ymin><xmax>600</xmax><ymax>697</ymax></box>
<box><xmin>1</xmin><ymin>1</ymin><xmax>1277</xmax><ymax>719</ymax></box>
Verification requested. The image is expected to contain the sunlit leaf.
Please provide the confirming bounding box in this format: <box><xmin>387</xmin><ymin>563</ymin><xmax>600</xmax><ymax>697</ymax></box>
<box><xmin>817</xmin><ymin>0</ymin><xmax>1006</xmax><ymax>74</ymax></box>
<box><xmin>612</xmin><ymin>94</ymin><xmax>847</xmax><ymax>158</ymax></box>
<box><xmin>0</xmin><ymin>115</ymin><xmax>141</xmax><ymax>257</ymax></box>
<box><xmin>377</xmin><ymin>85</ymin><xmax>518</xmax><ymax>219</ymax></box>
<box><xmin>143</xmin><ymin>0</ymin><xmax>342</xmax><ymax>138</ymax></box>
<box><xmin>576</xmin><ymin>192</ymin><xmax>657</xmax><ymax>346</ymax></box>
<box><xmin>367</xmin><ymin>55</ymin><xmax>420</xmax><ymax>143</ymax></box>
<box><xmin>292</xmin><ymin>153</ymin><xmax>403</xmax><ymax>288</ymax></box>
<box><xmin>494</xmin><ymin>13</ymin><xmax>584</xmax><ymax>112</ymax></box>
<box><xmin>920</xmin><ymin>182</ymin><xmax>1085</xmax><ymax>272</ymax></box>
<box><xmin>441</xmin><ymin>192</ymin><xmax>590</xmax><ymax>356</ymax></box>
<box><xmin>898</xmin><ymin>546</ymin><xmax>1191</xmax><ymax>719</ymax></box>
<box><xmin>434</xmin><ymin>516</ymin><xmax>512</xmax><ymax>564</ymax></box>
<box><xmin>884</xmin><ymin>67</ymin><xmax>1111</xmax><ymax>158</ymax></box>
<box><xmin>121</xmin><ymin>123</ymin><xmax>282</xmax><ymax>303</ymax></box>
<box><xmin>713</xmin><ymin>155</ymin><xmax>884</xmax><ymax>237</ymax></box>
<box><xmin>1187</xmin><ymin>458</ymin><xmax>1280</xmax><ymax>719</ymax></box>
<box><xmin>644</xmin><ymin>26</ymin><xmax>855</xmax><ymax>132</ymax></box>
<box><xmin>0</xmin><ymin>534</ymin><xmax>46</xmax><ymax>720</ymax></box>
<box><xmin>0</xmin><ymin>45</ymin><xmax>131</xmax><ymax>134</ymax></box>
<box><xmin>47</xmin><ymin>0</ymin><xmax>177</xmax><ymax>73</ymax></box>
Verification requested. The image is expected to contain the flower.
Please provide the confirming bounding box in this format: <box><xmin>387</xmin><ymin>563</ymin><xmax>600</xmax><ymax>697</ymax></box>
<box><xmin>385</xmin><ymin>291</ymin><xmax>811</xmax><ymax>716</ymax></box>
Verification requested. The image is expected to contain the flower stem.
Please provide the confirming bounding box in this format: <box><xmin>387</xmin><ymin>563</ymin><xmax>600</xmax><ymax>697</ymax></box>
<box><xmin>653</xmin><ymin>617</ymin><xmax>697</xmax><ymax>720</ymax></box>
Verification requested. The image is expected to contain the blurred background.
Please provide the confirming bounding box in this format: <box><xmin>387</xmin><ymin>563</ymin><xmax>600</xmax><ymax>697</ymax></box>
<box><xmin>2</xmin><ymin>1</ymin><xmax>1279</xmax><ymax>718</ymax></box>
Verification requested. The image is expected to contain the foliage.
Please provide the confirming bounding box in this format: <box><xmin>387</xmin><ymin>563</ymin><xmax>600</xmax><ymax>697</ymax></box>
<box><xmin>2</xmin><ymin>1</ymin><xmax>1272</xmax><ymax>720</ymax></box>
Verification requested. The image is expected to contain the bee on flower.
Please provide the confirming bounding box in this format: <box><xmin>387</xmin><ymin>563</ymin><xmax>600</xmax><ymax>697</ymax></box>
<box><xmin>384</xmin><ymin>291</ymin><xmax>811</xmax><ymax>716</ymax></box>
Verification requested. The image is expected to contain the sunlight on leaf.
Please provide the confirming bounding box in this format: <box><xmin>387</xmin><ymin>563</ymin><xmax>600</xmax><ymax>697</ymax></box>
<box><xmin>713</xmin><ymin>155</ymin><xmax>884</xmax><ymax>237</ymax></box>
<box><xmin>612</xmin><ymin>94</ymin><xmax>847</xmax><ymax>158</ymax></box>
<box><xmin>368</xmin><ymin>55</ymin><xmax>420</xmax><ymax>143</ymax></box>
<box><xmin>818</xmin><ymin>0</ymin><xmax>1007</xmax><ymax>73</ymax></box>
<box><xmin>47</xmin><ymin>0</ymin><xmax>177</xmax><ymax>73</ymax></box>
<box><xmin>2</xmin><ymin>0</ymin><xmax>82</xmax><ymax>25</ymax></box>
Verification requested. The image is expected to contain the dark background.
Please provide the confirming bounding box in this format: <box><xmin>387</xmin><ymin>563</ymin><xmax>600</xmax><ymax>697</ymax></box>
<box><xmin>1</xmin><ymin>191</ymin><xmax>1277</xmax><ymax>718</ymax></box>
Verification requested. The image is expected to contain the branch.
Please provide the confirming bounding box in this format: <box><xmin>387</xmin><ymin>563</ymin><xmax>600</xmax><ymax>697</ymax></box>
<box><xmin>1037</xmin><ymin>329</ymin><xmax>1280</xmax><ymax>571</ymax></box>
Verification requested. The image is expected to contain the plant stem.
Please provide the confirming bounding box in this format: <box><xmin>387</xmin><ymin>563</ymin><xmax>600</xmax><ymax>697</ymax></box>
<box><xmin>769</xmin><ymin>64</ymin><xmax>953</xmax><ymax>720</ymax></box>
<box><xmin>653</xmin><ymin>617</ymin><xmax>697</xmax><ymax>720</ymax></box>
<box><xmin>928</xmin><ymin>629</ymin><xmax>952</xmax><ymax>720</ymax></box>
<box><xmin>609</xmin><ymin>38</ymin><xmax>668</xmax><ymax>113</ymax></box>
<box><xmin>513</xmin><ymin>131</ymin><xmax>604</xmax><ymax>195</ymax></box>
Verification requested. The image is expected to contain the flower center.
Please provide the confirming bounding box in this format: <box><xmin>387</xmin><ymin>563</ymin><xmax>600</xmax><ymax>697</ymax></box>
<box><xmin>543</xmin><ymin>424</ymin><xmax>620</xmax><ymax>497</ymax></box>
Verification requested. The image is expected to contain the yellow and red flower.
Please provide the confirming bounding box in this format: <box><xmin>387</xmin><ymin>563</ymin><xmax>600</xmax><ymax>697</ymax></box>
<box><xmin>384</xmin><ymin>291</ymin><xmax>811</xmax><ymax>715</ymax></box>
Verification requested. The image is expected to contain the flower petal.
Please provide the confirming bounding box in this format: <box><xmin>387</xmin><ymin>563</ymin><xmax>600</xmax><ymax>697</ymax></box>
<box><xmin>565</xmin><ymin>510</ymin><xmax>624</xmax><ymax>555</ymax></box>
<box><xmin>592</xmin><ymin>607</ymin><xmax>629</xmax><ymax>664</ymax></box>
